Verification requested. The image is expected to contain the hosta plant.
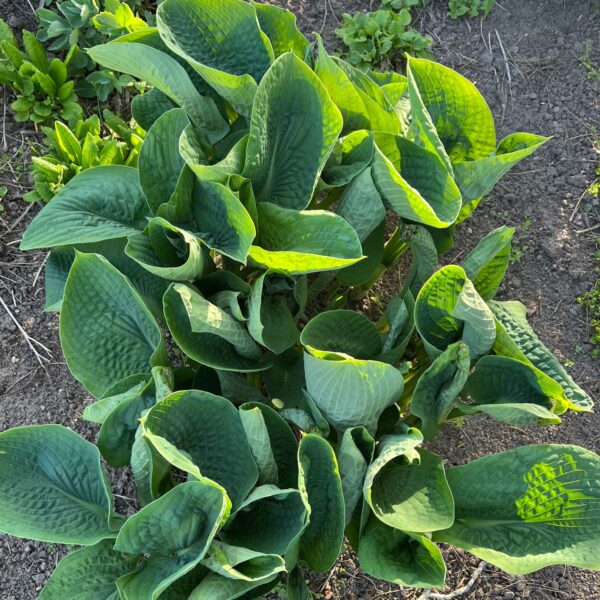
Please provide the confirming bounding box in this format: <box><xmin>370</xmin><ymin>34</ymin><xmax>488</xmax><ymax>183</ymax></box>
<box><xmin>5</xmin><ymin>0</ymin><xmax>600</xmax><ymax>598</ymax></box>
<box><xmin>0</xmin><ymin>20</ymin><xmax>82</xmax><ymax>125</ymax></box>
<box><xmin>24</xmin><ymin>110</ymin><xmax>145</xmax><ymax>203</ymax></box>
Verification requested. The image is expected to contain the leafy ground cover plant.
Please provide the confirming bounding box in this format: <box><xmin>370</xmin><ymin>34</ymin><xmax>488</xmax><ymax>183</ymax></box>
<box><xmin>0</xmin><ymin>19</ymin><xmax>82</xmax><ymax>125</ymax></box>
<box><xmin>335</xmin><ymin>0</ymin><xmax>432</xmax><ymax>70</ymax></box>
<box><xmin>3</xmin><ymin>0</ymin><xmax>600</xmax><ymax>598</ymax></box>
<box><xmin>24</xmin><ymin>110</ymin><xmax>145</xmax><ymax>202</ymax></box>
<box><xmin>36</xmin><ymin>0</ymin><xmax>150</xmax><ymax>99</ymax></box>
<box><xmin>448</xmin><ymin>0</ymin><xmax>494</xmax><ymax>18</ymax></box>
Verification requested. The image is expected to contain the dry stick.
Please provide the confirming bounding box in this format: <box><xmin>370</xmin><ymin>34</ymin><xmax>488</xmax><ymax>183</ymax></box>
<box><xmin>32</xmin><ymin>251</ymin><xmax>49</xmax><ymax>288</ymax></box>
<box><xmin>495</xmin><ymin>29</ymin><xmax>512</xmax><ymax>100</ymax></box>
<box><xmin>576</xmin><ymin>222</ymin><xmax>600</xmax><ymax>234</ymax></box>
<box><xmin>25</xmin><ymin>0</ymin><xmax>36</xmax><ymax>14</ymax></box>
<box><xmin>570</xmin><ymin>183</ymin><xmax>596</xmax><ymax>222</ymax></box>
<box><xmin>0</xmin><ymin>294</ymin><xmax>52</xmax><ymax>372</ymax></box>
<box><xmin>417</xmin><ymin>561</ymin><xmax>487</xmax><ymax>600</ymax></box>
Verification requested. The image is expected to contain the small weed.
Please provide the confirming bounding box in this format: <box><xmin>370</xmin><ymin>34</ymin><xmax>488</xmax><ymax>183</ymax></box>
<box><xmin>510</xmin><ymin>215</ymin><xmax>532</xmax><ymax>264</ymax></box>
<box><xmin>0</xmin><ymin>185</ymin><xmax>6</xmax><ymax>214</ymax></box>
<box><xmin>335</xmin><ymin>0</ymin><xmax>432</xmax><ymax>70</ymax></box>
<box><xmin>448</xmin><ymin>0</ymin><xmax>494</xmax><ymax>19</ymax></box>
<box><xmin>580</xmin><ymin>41</ymin><xmax>600</xmax><ymax>81</ymax></box>
<box><xmin>577</xmin><ymin>238</ymin><xmax>600</xmax><ymax>359</ymax></box>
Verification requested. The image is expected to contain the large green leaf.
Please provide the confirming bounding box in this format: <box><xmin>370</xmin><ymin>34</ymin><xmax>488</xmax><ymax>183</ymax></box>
<box><xmin>301</xmin><ymin>310</ymin><xmax>382</xmax><ymax>360</ymax></box>
<box><xmin>372</xmin><ymin>136</ymin><xmax>462</xmax><ymax>228</ymax></box>
<box><xmin>239</xmin><ymin>407</ymin><xmax>279</xmax><ymax>485</ymax></box>
<box><xmin>60</xmin><ymin>253</ymin><xmax>166</xmax><ymax>398</ymax></box>
<box><xmin>157</xmin><ymin>0</ymin><xmax>272</xmax><ymax>117</ymax></box>
<box><xmin>131</xmin><ymin>87</ymin><xmax>176</xmax><ymax>131</ymax></box>
<box><xmin>411</xmin><ymin>341</ymin><xmax>470</xmax><ymax>438</ymax></box>
<box><xmin>142</xmin><ymin>390</ymin><xmax>258</xmax><ymax>508</ymax></box>
<box><xmin>138</xmin><ymin>108</ymin><xmax>189</xmax><ymax>214</ymax></box>
<box><xmin>164</xmin><ymin>283</ymin><xmax>268</xmax><ymax>372</ymax></box>
<box><xmin>404</xmin><ymin>225</ymin><xmax>438</xmax><ymax>296</ymax></box>
<box><xmin>222</xmin><ymin>485</ymin><xmax>307</xmax><ymax>555</ymax></box>
<box><xmin>39</xmin><ymin>540</ymin><xmax>138</xmax><ymax>600</ymax></box>
<box><xmin>248</xmin><ymin>202</ymin><xmax>363</xmax><ymax>275</ymax></box>
<box><xmin>490</xmin><ymin>300</ymin><xmax>593</xmax><ymax>411</ymax></box>
<box><xmin>315</xmin><ymin>38</ymin><xmax>400</xmax><ymax>135</ymax></box>
<box><xmin>364</xmin><ymin>430</ymin><xmax>454</xmax><ymax>533</ymax></box>
<box><xmin>415</xmin><ymin>265</ymin><xmax>495</xmax><ymax>358</ymax></box>
<box><xmin>454</xmin><ymin>133</ymin><xmax>549</xmax><ymax>203</ymax></box>
<box><xmin>298</xmin><ymin>434</ymin><xmax>345</xmax><ymax>573</ymax></box>
<box><xmin>126</xmin><ymin>217</ymin><xmax>210</xmax><ymax>281</ymax></box>
<box><xmin>192</xmin><ymin>178</ymin><xmax>256</xmax><ymax>263</ymax></box>
<box><xmin>188</xmin><ymin>570</ymin><xmax>278</xmax><ymax>600</ymax></box>
<box><xmin>434</xmin><ymin>445</ymin><xmax>600</xmax><ymax>573</ymax></box>
<box><xmin>407</xmin><ymin>56</ymin><xmax>496</xmax><ymax>163</ymax></box>
<box><xmin>0</xmin><ymin>425</ymin><xmax>114</xmax><ymax>544</ymax></box>
<box><xmin>304</xmin><ymin>352</ymin><xmax>404</xmax><ymax>432</ymax></box>
<box><xmin>44</xmin><ymin>239</ymin><xmax>168</xmax><ymax>317</ymax></box>
<box><xmin>131</xmin><ymin>427</ymin><xmax>172</xmax><ymax>507</ymax></box>
<box><xmin>253</xmin><ymin>2</ymin><xmax>310</xmax><ymax>59</ymax></box>
<box><xmin>358</xmin><ymin>518</ymin><xmax>446</xmax><ymax>588</ymax></box>
<box><xmin>115</xmin><ymin>481</ymin><xmax>227</xmax><ymax>600</ymax></box>
<box><xmin>461</xmin><ymin>226</ymin><xmax>514</xmax><ymax>300</ymax></box>
<box><xmin>243</xmin><ymin>52</ymin><xmax>343</xmax><ymax>210</ymax></box>
<box><xmin>88</xmin><ymin>42</ymin><xmax>228</xmax><ymax>142</ymax></box>
<box><xmin>21</xmin><ymin>166</ymin><xmax>148</xmax><ymax>250</ymax></box>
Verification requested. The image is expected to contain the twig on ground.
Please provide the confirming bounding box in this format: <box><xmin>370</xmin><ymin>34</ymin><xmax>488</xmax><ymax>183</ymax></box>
<box><xmin>25</xmin><ymin>0</ymin><xmax>36</xmax><ymax>14</ymax></box>
<box><xmin>32</xmin><ymin>251</ymin><xmax>49</xmax><ymax>288</ymax></box>
<box><xmin>569</xmin><ymin>184</ymin><xmax>593</xmax><ymax>222</ymax></box>
<box><xmin>0</xmin><ymin>294</ymin><xmax>52</xmax><ymax>371</ymax></box>
<box><xmin>576</xmin><ymin>222</ymin><xmax>600</xmax><ymax>234</ymax></box>
<box><xmin>495</xmin><ymin>29</ymin><xmax>512</xmax><ymax>99</ymax></box>
<box><xmin>417</xmin><ymin>561</ymin><xmax>487</xmax><ymax>600</ymax></box>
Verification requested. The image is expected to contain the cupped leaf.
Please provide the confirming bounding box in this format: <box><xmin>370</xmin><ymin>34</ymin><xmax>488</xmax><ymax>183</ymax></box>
<box><xmin>358</xmin><ymin>518</ymin><xmax>446</xmax><ymax>589</ymax></box>
<box><xmin>0</xmin><ymin>425</ymin><xmax>114</xmax><ymax>544</ymax></box>
<box><xmin>39</xmin><ymin>540</ymin><xmax>138</xmax><ymax>600</ymax></box>
<box><xmin>222</xmin><ymin>485</ymin><xmax>307</xmax><ymax>555</ymax></box>
<box><xmin>239</xmin><ymin>407</ymin><xmax>279</xmax><ymax>485</ymax></box>
<box><xmin>461</xmin><ymin>226</ymin><xmax>514</xmax><ymax>300</ymax></box>
<box><xmin>301</xmin><ymin>310</ymin><xmax>382</xmax><ymax>360</ymax></box>
<box><xmin>60</xmin><ymin>253</ymin><xmax>166</xmax><ymax>398</ymax></box>
<box><xmin>411</xmin><ymin>341</ymin><xmax>470</xmax><ymax>438</ymax></box>
<box><xmin>407</xmin><ymin>56</ymin><xmax>496</xmax><ymax>163</ymax></box>
<box><xmin>188</xmin><ymin>570</ymin><xmax>279</xmax><ymax>600</ymax></box>
<box><xmin>138</xmin><ymin>107</ymin><xmax>189</xmax><ymax>214</ymax></box>
<box><xmin>88</xmin><ymin>42</ymin><xmax>228</xmax><ymax>142</ymax></box>
<box><xmin>490</xmin><ymin>300</ymin><xmax>593</xmax><ymax>411</ymax></box>
<box><xmin>378</xmin><ymin>291</ymin><xmax>415</xmax><ymax>364</ymax></box>
<box><xmin>192</xmin><ymin>178</ymin><xmax>256</xmax><ymax>264</ymax></box>
<box><xmin>131</xmin><ymin>427</ymin><xmax>172</xmax><ymax>507</ymax></box>
<box><xmin>404</xmin><ymin>225</ymin><xmax>438</xmax><ymax>296</ymax></box>
<box><xmin>157</xmin><ymin>0</ymin><xmax>272</xmax><ymax>116</ymax></box>
<box><xmin>415</xmin><ymin>265</ymin><xmax>495</xmax><ymax>358</ymax></box>
<box><xmin>298</xmin><ymin>434</ymin><xmax>345</xmax><ymax>573</ymax></box>
<box><xmin>338</xmin><ymin>427</ymin><xmax>375</xmax><ymax>527</ymax></box>
<box><xmin>126</xmin><ymin>217</ymin><xmax>210</xmax><ymax>281</ymax></box>
<box><xmin>249</xmin><ymin>202</ymin><xmax>363</xmax><ymax>275</ymax></box>
<box><xmin>247</xmin><ymin>271</ymin><xmax>299</xmax><ymax>354</ymax></box>
<box><xmin>142</xmin><ymin>390</ymin><xmax>258</xmax><ymax>508</ymax></box>
<box><xmin>467</xmin><ymin>355</ymin><xmax>571</xmax><ymax>416</ymax></box>
<box><xmin>253</xmin><ymin>2</ymin><xmax>310</xmax><ymax>59</ymax></box>
<box><xmin>240</xmin><ymin>402</ymin><xmax>299</xmax><ymax>489</ymax></box>
<box><xmin>457</xmin><ymin>402</ymin><xmax>560</xmax><ymax>426</ymax></box>
<box><xmin>455</xmin><ymin>133</ymin><xmax>549</xmax><ymax>203</ymax></box>
<box><xmin>164</xmin><ymin>283</ymin><xmax>268</xmax><ymax>372</ymax></box>
<box><xmin>243</xmin><ymin>52</ymin><xmax>343</xmax><ymax>210</ymax></box>
<box><xmin>364</xmin><ymin>430</ymin><xmax>454</xmax><ymax>533</ymax></box>
<box><xmin>434</xmin><ymin>445</ymin><xmax>600</xmax><ymax>574</ymax></box>
<box><xmin>304</xmin><ymin>352</ymin><xmax>404</xmax><ymax>432</ymax></box>
<box><xmin>202</xmin><ymin>541</ymin><xmax>285</xmax><ymax>582</ymax></box>
<box><xmin>21</xmin><ymin>166</ymin><xmax>149</xmax><ymax>250</ymax></box>
<box><xmin>115</xmin><ymin>481</ymin><xmax>228</xmax><ymax>600</ymax></box>
<box><xmin>372</xmin><ymin>135</ymin><xmax>462</xmax><ymax>229</ymax></box>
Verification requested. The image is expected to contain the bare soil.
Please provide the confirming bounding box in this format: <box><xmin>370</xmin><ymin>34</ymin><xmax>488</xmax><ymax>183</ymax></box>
<box><xmin>1</xmin><ymin>1</ymin><xmax>599</xmax><ymax>599</ymax></box>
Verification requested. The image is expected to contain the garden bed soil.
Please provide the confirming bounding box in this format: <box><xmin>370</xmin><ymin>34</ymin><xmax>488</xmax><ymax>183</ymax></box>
<box><xmin>1</xmin><ymin>1</ymin><xmax>599</xmax><ymax>598</ymax></box>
